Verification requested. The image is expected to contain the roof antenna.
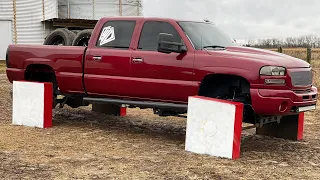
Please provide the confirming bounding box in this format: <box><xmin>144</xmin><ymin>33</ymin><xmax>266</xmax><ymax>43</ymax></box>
<box><xmin>203</xmin><ymin>18</ymin><xmax>210</xmax><ymax>22</ymax></box>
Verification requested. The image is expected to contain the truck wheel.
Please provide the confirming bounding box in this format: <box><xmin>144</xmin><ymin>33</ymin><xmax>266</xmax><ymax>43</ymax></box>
<box><xmin>199</xmin><ymin>75</ymin><xmax>256</xmax><ymax>124</ymax></box>
<box><xmin>44</xmin><ymin>28</ymin><xmax>76</xmax><ymax>46</ymax></box>
<box><xmin>72</xmin><ymin>29</ymin><xmax>93</xmax><ymax>46</ymax></box>
<box><xmin>203</xmin><ymin>84</ymin><xmax>255</xmax><ymax>123</ymax></box>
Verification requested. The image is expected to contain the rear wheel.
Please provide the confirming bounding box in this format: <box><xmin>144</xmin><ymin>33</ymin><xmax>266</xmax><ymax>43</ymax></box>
<box><xmin>26</xmin><ymin>71</ymin><xmax>58</xmax><ymax>109</ymax></box>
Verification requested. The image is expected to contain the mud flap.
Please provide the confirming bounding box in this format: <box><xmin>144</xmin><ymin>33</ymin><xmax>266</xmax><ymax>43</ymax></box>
<box><xmin>256</xmin><ymin>113</ymin><xmax>304</xmax><ymax>141</ymax></box>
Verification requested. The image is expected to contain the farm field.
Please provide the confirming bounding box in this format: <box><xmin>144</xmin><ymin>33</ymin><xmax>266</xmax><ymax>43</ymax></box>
<box><xmin>266</xmin><ymin>48</ymin><xmax>320</xmax><ymax>61</ymax></box>
<box><xmin>0</xmin><ymin>57</ymin><xmax>320</xmax><ymax>179</ymax></box>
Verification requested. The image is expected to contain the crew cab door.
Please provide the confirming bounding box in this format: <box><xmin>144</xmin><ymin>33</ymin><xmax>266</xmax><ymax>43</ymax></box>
<box><xmin>84</xmin><ymin>19</ymin><xmax>138</xmax><ymax>96</ymax></box>
<box><xmin>130</xmin><ymin>20</ymin><xmax>197</xmax><ymax>102</ymax></box>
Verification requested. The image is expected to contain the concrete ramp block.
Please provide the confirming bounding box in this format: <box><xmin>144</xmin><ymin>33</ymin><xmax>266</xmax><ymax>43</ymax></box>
<box><xmin>12</xmin><ymin>81</ymin><xmax>52</xmax><ymax>128</ymax></box>
<box><xmin>185</xmin><ymin>96</ymin><xmax>244</xmax><ymax>159</ymax></box>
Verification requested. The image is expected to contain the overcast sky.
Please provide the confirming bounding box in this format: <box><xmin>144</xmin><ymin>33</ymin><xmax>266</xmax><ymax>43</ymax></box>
<box><xmin>142</xmin><ymin>0</ymin><xmax>320</xmax><ymax>41</ymax></box>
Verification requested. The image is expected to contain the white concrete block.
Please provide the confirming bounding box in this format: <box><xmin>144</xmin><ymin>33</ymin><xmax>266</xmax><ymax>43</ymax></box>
<box><xmin>12</xmin><ymin>81</ymin><xmax>53</xmax><ymax>128</ymax></box>
<box><xmin>185</xmin><ymin>96</ymin><xmax>244</xmax><ymax>159</ymax></box>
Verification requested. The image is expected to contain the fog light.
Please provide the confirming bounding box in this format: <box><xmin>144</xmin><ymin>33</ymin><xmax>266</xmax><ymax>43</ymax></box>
<box><xmin>265</xmin><ymin>79</ymin><xmax>285</xmax><ymax>85</ymax></box>
<box><xmin>279</xmin><ymin>101</ymin><xmax>288</xmax><ymax>112</ymax></box>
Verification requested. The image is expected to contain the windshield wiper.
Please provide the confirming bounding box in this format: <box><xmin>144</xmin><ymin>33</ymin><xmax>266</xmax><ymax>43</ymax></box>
<box><xmin>202</xmin><ymin>45</ymin><xmax>226</xmax><ymax>50</ymax></box>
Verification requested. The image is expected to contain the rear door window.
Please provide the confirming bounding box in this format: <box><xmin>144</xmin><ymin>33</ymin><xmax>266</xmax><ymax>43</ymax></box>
<box><xmin>96</xmin><ymin>20</ymin><xmax>136</xmax><ymax>49</ymax></box>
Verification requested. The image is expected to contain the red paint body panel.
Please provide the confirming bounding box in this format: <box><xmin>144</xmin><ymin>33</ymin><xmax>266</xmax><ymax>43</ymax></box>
<box><xmin>5</xmin><ymin>17</ymin><xmax>318</xmax><ymax>116</ymax></box>
<box><xmin>251</xmin><ymin>87</ymin><xmax>317</xmax><ymax>115</ymax></box>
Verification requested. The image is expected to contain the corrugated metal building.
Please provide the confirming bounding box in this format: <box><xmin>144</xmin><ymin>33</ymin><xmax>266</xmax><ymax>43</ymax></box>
<box><xmin>0</xmin><ymin>0</ymin><xmax>142</xmax><ymax>59</ymax></box>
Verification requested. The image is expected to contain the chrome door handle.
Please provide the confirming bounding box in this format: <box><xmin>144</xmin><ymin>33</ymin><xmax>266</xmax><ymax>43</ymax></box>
<box><xmin>93</xmin><ymin>56</ymin><xmax>102</xmax><ymax>61</ymax></box>
<box><xmin>132</xmin><ymin>57</ymin><xmax>143</xmax><ymax>63</ymax></box>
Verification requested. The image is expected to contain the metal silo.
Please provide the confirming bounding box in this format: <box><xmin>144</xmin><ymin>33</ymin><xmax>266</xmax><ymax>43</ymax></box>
<box><xmin>0</xmin><ymin>0</ymin><xmax>142</xmax><ymax>57</ymax></box>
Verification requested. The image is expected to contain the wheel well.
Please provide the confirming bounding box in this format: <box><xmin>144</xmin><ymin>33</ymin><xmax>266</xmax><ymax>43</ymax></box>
<box><xmin>198</xmin><ymin>74</ymin><xmax>250</xmax><ymax>98</ymax></box>
<box><xmin>24</xmin><ymin>64</ymin><xmax>57</xmax><ymax>83</ymax></box>
<box><xmin>199</xmin><ymin>74</ymin><xmax>255</xmax><ymax>124</ymax></box>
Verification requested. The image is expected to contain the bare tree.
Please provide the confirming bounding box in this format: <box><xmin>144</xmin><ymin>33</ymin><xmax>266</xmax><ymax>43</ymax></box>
<box><xmin>242</xmin><ymin>34</ymin><xmax>320</xmax><ymax>48</ymax></box>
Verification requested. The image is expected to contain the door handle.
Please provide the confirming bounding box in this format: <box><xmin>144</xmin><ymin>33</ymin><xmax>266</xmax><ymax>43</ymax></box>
<box><xmin>93</xmin><ymin>56</ymin><xmax>102</xmax><ymax>61</ymax></box>
<box><xmin>132</xmin><ymin>57</ymin><xmax>143</xmax><ymax>63</ymax></box>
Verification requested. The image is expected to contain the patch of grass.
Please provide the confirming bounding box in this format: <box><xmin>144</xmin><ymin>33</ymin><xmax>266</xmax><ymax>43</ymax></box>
<box><xmin>0</xmin><ymin>60</ymin><xmax>6</xmax><ymax>74</ymax></box>
<box><xmin>266</xmin><ymin>48</ymin><xmax>320</xmax><ymax>61</ymax></box>
<box><xmin>311</xmin><ymin>60</ymin><xmax>320</xmax><ymax>89</ymax></box>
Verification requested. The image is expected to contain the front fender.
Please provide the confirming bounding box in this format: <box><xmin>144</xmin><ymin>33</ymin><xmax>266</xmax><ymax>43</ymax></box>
<box><xmin>198</xmin><ymin>66</ymin><xmax>259</xmax><ymax>84</ymax></box>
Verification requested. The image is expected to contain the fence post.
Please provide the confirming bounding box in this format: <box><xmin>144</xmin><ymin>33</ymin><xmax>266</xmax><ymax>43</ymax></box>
<box><xmin>307</xmin><ymin>48</ymin><xmax>312</xmax><ymax>63</ymax></box>
<box><xmin>278</xmin><ymin>46</ymin><xmax>283</xmax><ymax>53</ymax></box>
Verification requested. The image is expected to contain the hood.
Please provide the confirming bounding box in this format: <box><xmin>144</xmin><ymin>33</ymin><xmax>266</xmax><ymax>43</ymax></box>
<box><xmin>206</xmin><ymin>46</ymin><xmax>310</xmax><ymax>69</ymax></box>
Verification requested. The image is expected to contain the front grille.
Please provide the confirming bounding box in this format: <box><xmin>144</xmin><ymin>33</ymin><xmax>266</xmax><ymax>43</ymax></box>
<box><xmin>290</xmin><ymin>70</ymin><xmax>313</xmax><ymax>86</ymax></box>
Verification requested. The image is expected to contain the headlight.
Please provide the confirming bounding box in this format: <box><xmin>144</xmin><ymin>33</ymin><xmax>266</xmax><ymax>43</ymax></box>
<box><xmin>260</xmin><ymin>66</ymin><xmax>286</xmax><ymax>76</ymax></box>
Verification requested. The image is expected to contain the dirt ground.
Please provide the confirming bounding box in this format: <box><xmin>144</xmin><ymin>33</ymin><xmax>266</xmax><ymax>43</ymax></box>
<box><xmin>1</xmin><ymin>74</ymin><xmax>320</xmax><ymax>179</ymax></box>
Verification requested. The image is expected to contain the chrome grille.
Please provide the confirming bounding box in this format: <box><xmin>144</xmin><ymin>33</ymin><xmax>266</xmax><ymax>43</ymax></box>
<box><xmin>290</xmin><ymin>70</ymin><xmax>313</xmax><ymax>86</ymax></box>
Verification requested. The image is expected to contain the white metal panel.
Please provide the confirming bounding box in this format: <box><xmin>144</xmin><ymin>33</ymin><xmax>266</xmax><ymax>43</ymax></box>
<box><xmin>44</xmin><ymin>0</ymin><xmax>58</xmax><ymax>20</ymax></box>
<box><xmin>0</xmin><ymin>0</ymin><xmax>13</xmax><ymax>51</ymax></box>
<box><xmin>94</xmin><ymin>0</ymin><xmax>118</xmax><ymax>19</ymax></box>
<box><xmin>122</xmin><ymin>0</ymin><xmax>142</xmax><ymax>16</ymax></box>
<box><xmin>58</xmin><ymin>0</ymin><xmax>142</xmax><ymax>19</ymax></box>
<box><xmin>58</xmin><ymin>0</ymin><xmax>67</xmax><ymax>18</ymax></box>
<box><xmin>16</xmin><ymin>0</ymin><xmax>44</xmax><ymax>44</ymax></box>
<box><xmin>0</xmin><ymin>20</ymin><xmax>12</xmax><ymax>60</ymax></box>
<box><xmin>0</xmin><ymin>0</ymin><xmax>13</xmax><ymax>20</ymax></box>
<box><xmin>70</xmin><ymin>0</ymin><xmax>93</xmax><ymax>19</ymax></box>
<box><xmin>122</xmin><ymin>3</ymin><xmax>138</xmax><ymax>16</ymax></box>
<box><xmin>58</xmin><ymin>0</ymin><xmax>94</xmax><ymax>19</ymax></box>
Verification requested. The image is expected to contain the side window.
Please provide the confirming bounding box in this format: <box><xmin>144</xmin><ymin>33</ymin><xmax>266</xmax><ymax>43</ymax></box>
<box><xmin>138</xmin><ymin>21</ymin><xmax>183</xmax><ymax>51</ymax></box>
<box><xmin>96</xmin><ymin>20</ymin><xmax>136</xmax><ymax>49</ymax></box>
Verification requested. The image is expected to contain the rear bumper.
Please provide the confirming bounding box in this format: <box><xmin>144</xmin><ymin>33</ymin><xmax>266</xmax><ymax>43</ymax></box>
<box><xmin>251</xmin><ymin>86</ymin><xmax>317</xmax><ymax>115</ymax></box>
<box><xmin>6</xmin><ymin>68</ymin><xmax>25</xmax><ymax>83</ymax></box>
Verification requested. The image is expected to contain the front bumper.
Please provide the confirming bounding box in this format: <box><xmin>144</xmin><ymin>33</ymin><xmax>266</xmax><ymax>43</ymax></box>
<box><xmin>251</xmin><ymin>86</ymin><xmax>317</xmax><ymax>115</ymax></box>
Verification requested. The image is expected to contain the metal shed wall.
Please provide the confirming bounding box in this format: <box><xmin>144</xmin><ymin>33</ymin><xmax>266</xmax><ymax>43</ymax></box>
<box><xmin>0</xmin><ymin>0</ymin><xmax>142</xmax><ymax>47</ymax></box>
<box><xmin>0</xmin><ymin>0</ymin><xmax>13</xmax><ymax>20</ymax></box>
<box><xmin>44</xmin><ymin>0</ymin><xmax>58</xmax><ymax>20</ymax></box>
<box><xmin>15</xmin><ymin>0</ymin><xmax>44</xmax><ymax>44</ymax></box>
<box><xmin>0</xmin><ymin>0</ymin><xmax>58</xmax><ymax>45</ymax></box>
<box><xmin>58</xmin><ymin>0</ymin><xmax>142</xmax><ymax>19</ymax></box>
<box><xmin>0</xmin><ymin>0</ymin><xmax>13</xmax><ymax>59</ymax></box>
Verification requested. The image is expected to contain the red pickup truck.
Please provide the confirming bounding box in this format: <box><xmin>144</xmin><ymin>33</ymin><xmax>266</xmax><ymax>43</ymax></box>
<box><xmin>5</xmin><ymin>17</ymin><xmax>317</xmax><ymax>125</ymax></box>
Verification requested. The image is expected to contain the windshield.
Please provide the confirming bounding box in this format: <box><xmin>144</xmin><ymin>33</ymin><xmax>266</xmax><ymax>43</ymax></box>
<box><xmin>177</xmin><ymin>21</ymin><xmax>237</xmax><ymax>50</ymax></box>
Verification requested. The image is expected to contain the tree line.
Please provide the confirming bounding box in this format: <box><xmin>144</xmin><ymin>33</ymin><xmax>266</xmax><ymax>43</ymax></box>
<box><xmin>243</xmin><ymin>34</ymin><xmax>320</xmax><ymax>48</ymax></box>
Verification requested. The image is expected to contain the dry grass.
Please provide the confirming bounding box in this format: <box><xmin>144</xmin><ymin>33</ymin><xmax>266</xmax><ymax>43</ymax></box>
<box><xmin>0</xmin><ymin>61</ymin><xmax>5</xmax><ymax>74</ymax></box>
<box><xmin>267</xmin><ymin>48</ymin><xmax>320</xmax><ymax>60</ymax></box>
<box><xmin>311</xmin><ymin>60</ymin><xmax>320</xmax><ymax>88</ymax></box>
<box><xmin>1</xmin><ymin>75</ymin><xmax>320</xmax><ymax>179</ymax></box>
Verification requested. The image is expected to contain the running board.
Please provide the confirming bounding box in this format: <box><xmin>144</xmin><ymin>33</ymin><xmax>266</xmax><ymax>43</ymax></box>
<box><xmin>83</xmin><ymin>97</ymin><xmax>188</xmax><ymax>110</ymax></box>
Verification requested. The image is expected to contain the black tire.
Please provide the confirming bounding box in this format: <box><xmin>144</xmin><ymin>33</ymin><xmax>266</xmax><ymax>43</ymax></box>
<box><xmin>72</xmin><ymin>29</ymin><xmax>93</xmax><ymax>46</ymax></box>
<box><xmin>44</xmin><ymin>28</ymin><xmax>76</xmax><ymax>46</ymax></box>
<box><xmin>71</xmin><ymin>30</ymin><xmax>81</xmax><ymax>35</ymax></box>
<box><xmin>201</xmin><ymin>82</ymin><xmax>255</xmax><ymax>124</ymax></box>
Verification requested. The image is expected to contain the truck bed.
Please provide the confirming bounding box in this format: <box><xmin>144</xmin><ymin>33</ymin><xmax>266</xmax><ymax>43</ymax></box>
<box><xmin>7</xmin><ymin>44</ymin><xmax>86</xmax><ymax>93</ymax></box>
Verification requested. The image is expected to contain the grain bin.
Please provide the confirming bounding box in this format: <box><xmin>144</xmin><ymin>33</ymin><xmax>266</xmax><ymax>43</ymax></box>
<box><xmin>0</xmin><ymin>0</ymin><xmax>142</xmax><ymax>59</ymax></box>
